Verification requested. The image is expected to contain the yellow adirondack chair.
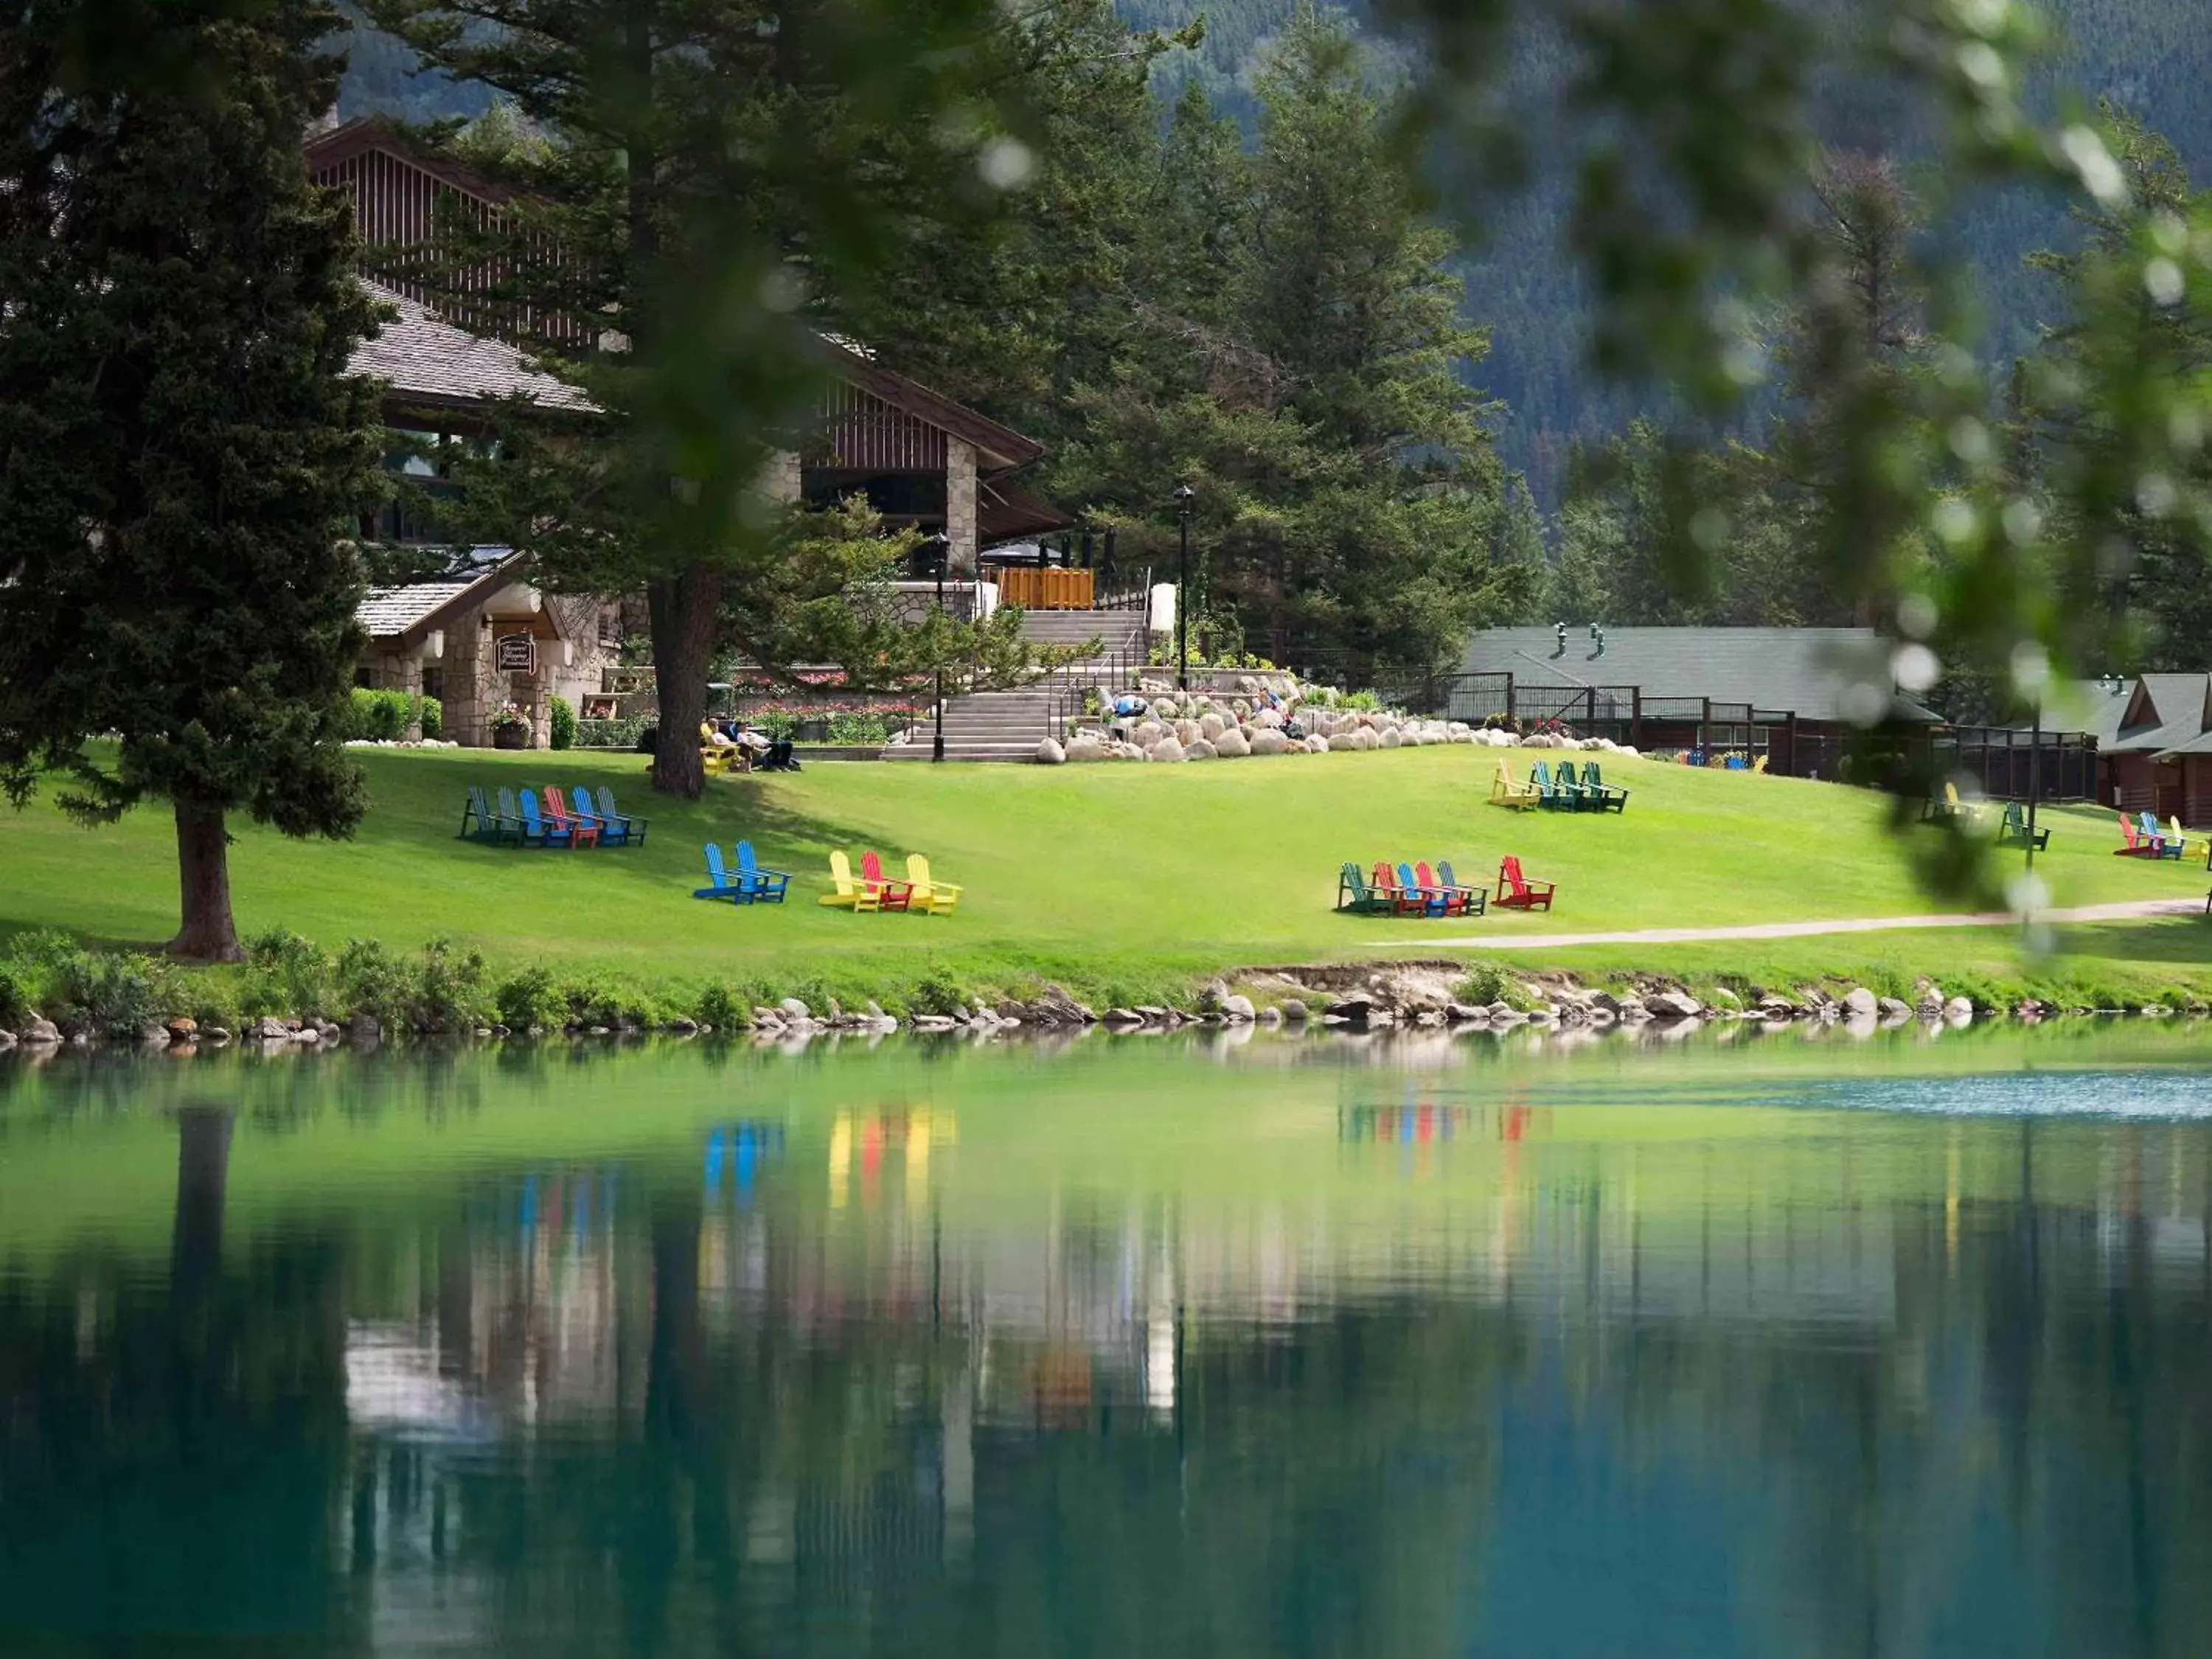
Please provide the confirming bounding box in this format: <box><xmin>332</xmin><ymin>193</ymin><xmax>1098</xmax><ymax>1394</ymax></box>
<box><xmin>1489</xmin><ymin>762</ymin><xmax>1541</xmax><ymax>810</ymax></box>
<box><xmin>905</xmin><ymin>853</ymin><xmax>963</xmax><ymax>916</ymax></box>
<box><xmin>2168</xmin><ymin>816</ymin><xmax>2209</xmax><ymax>861</ymax></box>
<box><xmin>1752</xmin><ymin>754</ymin><xmax>1769</xmax><ymax>774</ymax></box>
<box><xmin>818</xmin><ymin>850</ymin><xmax>880</xmax><ymax>911</ymax></box>
<box><xmin>1943</xmin><ymin>781</ymin><xmax>1990</xmax><ymax>823</ymax></box>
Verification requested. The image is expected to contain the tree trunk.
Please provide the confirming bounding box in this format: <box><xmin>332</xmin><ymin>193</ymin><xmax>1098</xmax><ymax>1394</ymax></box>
<box><xmin>647</xmin><ymin>562</ymin><xmax>726</xmax><ymax>799</ymax></box>
<box><xmin>167</xmin><ymin>801</ymin><xmax>243</xmax><ymax>962</ymax></box>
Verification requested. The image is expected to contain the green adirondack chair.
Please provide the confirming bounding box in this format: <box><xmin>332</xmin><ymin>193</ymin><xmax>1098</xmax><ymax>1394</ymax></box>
<box><xmin>1997</xmin><ymin>800</ymin><xmax>2048</xmax><ymax>850</ymax></box>
<box><xmin>1530</xmin><ymin>759</ymin><xmax>1576</xmax><ymax>811</ymax></box>
<box><xmin>1580</xmin><ymin>762</ymin><xmax>1630</xmax><ymax>813</ymax></box>
<box><xmin>1336</xmin><ymin>862</ymin><xmax>1395</xmax><ymax>915</ymax></box>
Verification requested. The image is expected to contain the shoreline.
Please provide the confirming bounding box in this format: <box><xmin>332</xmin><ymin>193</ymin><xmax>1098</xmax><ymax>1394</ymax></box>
<box><xmin>4</xmin><ymin>951</ymin><xmax>2207</xmax><ymax>1057</ymax></box>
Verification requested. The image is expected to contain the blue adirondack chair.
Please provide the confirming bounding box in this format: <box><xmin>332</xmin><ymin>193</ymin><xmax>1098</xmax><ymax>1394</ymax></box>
<box><xmin>1435</xmin><ymin>859</ymin><xmax>1489</xmax><ymax>917</ymax></box>
<box><xmin>734</xmin><ymin>840</ymin><xmax>791</xmax><ymax>903</ymax></box>
<box><xmin>518</xmin><ymin>787</ymin><xmax>569</xmax><ymax>849</ymax></box>
<box><xmin>695</xmin><ymin>843</ymin><xmax>751</xmax><ymax>902</ymax></box>
<box><xmin>568</xmin><ymin>786</ymin><xmax>615</xmax><ymax>846</ymax></box>
<box><xmin>594</xmin><ymin>786</ymin><xmax>649</xmax><ymax>847</ymax></box>
<box><xmin>2141</xmin><ymin>810</ymin><xmax>2185</xmax><ymax>860</ymax></box>
<box><xmin>1395</xmin><ymin>862</ymin><xmax>1447</xmax><ymax>918</ymax></box>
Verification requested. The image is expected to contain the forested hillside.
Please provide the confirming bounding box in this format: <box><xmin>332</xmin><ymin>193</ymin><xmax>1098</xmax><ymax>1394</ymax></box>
<box><xmin>334</xmin><ymin>0</ymin><xmax>2212</xmax><ymax>505</ymax></box>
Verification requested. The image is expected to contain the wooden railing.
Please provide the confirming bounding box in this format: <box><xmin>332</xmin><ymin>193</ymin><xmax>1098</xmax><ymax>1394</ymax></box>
<box><xmin>998</xmin><ymin>567</ymin><xmax>1094</xmax><ymax>610</ymax></box>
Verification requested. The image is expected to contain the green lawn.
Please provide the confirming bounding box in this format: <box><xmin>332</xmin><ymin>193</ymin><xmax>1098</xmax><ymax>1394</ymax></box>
<box><xmin>1</xmin><ymin>745</ymin><xmax>2207</xmax><ymax>1006</ymax></box>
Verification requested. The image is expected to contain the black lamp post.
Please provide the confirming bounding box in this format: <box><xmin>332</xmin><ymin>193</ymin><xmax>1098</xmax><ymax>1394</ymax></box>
<box><xmin>1174</xmin><ymin>484</ymin><xmax>1195</xmax><ymax>692</ymax></box>
<box><xmin>927</xmin><ymin>532</ymin><xmax>951</xmax><ymax>763</ymax></box>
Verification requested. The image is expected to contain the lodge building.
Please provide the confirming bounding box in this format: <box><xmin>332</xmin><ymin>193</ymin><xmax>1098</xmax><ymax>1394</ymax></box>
<box><xmin>313</xmin><ymin>117</ymin><xmax>1068</xmax><ymax>747</ymax></box>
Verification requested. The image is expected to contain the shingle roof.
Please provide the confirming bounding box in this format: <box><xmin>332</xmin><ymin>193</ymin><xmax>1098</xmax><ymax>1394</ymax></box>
<box><xmin>1458</xmin><ymin>627</ymin><xmax>1940</xmax><ymax>723</ymax></box>
<box><xmin>358</xmin><ymin>582</ymin><xmax>474</xmax><ymax>639</ymax></box>
<box><xmin>347</xmin><ymin>282</ymin><xmax>593</xmax><ymax>411</ymax></box>
<box><xmin>2101</xmin><ymin>672</ymin><xmax>2212</xmax><ymax>755</ymax></box>
<box><xmin>2034</xmin><ymin>678</ymin><xmax>2136</xmax><ymax>745</ymax></box>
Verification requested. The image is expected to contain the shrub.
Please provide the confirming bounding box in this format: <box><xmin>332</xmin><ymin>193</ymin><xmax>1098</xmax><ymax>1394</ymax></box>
<box><xmin>419</xmin><ymin>696</ymin><xmax>442</xmax><ymax>740</ymax></box>
<box><xmin>495</xmin><ymin>964</ymin><xmax>566</xmax><ymax>1031</ymax></box>
<box><xmin>346</xmin><ymin>687</ymin><xmax>417</xmax><ymax>741</ymax></box>
<box><xmin>908</xmin><ymin>968</ymin><xmax>968</xmax><ymax>1018</ymax></box>
<box><xmin>185</xmin><ymin>981</ymin><xmax>242</xmax><ymax>1032</ymax></box>
<box><xmin>695</xmin><ymin>982</ymin><xmax>746</xmax><ymax>1030</ymax></box>
<box><xmin>414</xmin><ymin>939</ymin><xmax>488</xmax><ymax>1032</ymax></box>
<box><xmin>549</xmin><ymin>694</ymin><xmax>577</xmax><ymax>751</ymax></box>
<box><xmin>334</xmin><ymin>939</ymin><xmax>414</xmax><ymax>1028</ymax></box>
<box><xmin>576</xmin><ymin>714</ymin><xmax>649</xmax><ymax>750</ymax></box>
<box><xmin>1455</xmin><ymin>964</ymin><xmax>1514</xmax><ymax>1008</ymax></box>
<box><xmin>0</xmin><ymin>961</ymin><xmax>28</xmax><ymax>1026</ymax></box>
<box><xmin>63</xmin><ymin>953</ymin><xmax>173</xmax><ymax>1035</ymax></box>
<box><xmin>243</xmin><ymin>928</ymin><xmax>333</xmax><ymax>1018</ymax></box>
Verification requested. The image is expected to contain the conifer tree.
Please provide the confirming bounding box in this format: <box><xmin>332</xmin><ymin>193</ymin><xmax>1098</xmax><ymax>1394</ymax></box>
<box><xmin>0</xmin><ymin>0</ymin><xmax>386</xmax><ymax>961</ymax></box>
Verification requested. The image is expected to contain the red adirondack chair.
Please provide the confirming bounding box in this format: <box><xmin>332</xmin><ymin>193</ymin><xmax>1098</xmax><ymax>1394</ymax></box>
<box><xmin>1373</xmin><ymin>860</ymin><xmax>1423</xmax><ymax>917</ymax></box>
<box><xmin>2115</xmin><ymin>811</ymin><xmax>2164</xmax><ymax>857</ymax></box>
<box><xmin>1495</xmin><ymin>855</ymin><xmax>1555</xmax><ymax>911</ymax></box>
<box><xmin>542</xmin><ymin>786</ymin><xmax>599</xmax><ymax>849</ymax></box>
<box><xmin>859</xmin><ymin>849</ymin><xmax>916</xmax><ymax>911</ymax></box>
<box><xmin>1415</xmin><ymin>860</ymin><xmax>1474</xmax><ymax>917</ymax></box>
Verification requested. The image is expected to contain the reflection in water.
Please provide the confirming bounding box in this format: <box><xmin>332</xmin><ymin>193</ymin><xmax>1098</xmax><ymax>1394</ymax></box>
<box><xmin>4</xmin><ymin>1044</ymin><xmax>2212</xmax><ymax>1655</ymax></box>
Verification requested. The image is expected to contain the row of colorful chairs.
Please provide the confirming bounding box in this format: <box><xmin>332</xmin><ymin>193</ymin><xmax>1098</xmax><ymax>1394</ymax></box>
<box><xmin>1337</xmin><ymin>858</ymin><xmax>1556</xmax><ymax>918</ymax></box>
<box><xmin>461</xmin><ymin>785</ymin><xmax>648</xmax><ymax>849</ymax></box>
<box><xmin>2115</xmin><ymin>810</ymin><xmax>2205</xmax><ymax>860</ymax></box>
<box><xmin>821</xmin><ymin>850</ymin><xmax>961</xmax><ymax>914</ymax></box>
<box><xmin>1488</xmin><ymin>761</ymin><xmax>1628</xmax><ymax>813</ymax></box>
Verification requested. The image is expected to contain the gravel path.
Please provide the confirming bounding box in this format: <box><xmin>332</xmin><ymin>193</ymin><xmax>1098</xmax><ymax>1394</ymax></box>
<box><xmin>1392</xmin><ymin>897</ymin><xmax>2209</xmax><ymax>952</ymax></box>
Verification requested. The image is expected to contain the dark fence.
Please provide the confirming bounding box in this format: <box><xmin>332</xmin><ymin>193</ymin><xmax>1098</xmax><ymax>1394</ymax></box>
<box><xmin>1385</xmin><ymin>672</ymin><xmax>2099</xmax><ymax>801</ymax></box>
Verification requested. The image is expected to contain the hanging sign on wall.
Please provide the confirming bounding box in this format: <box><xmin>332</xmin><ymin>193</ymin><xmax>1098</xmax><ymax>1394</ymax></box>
<box><xmin>495</xmin><ymin>633</ymin><xmax>536</xmax><ymax>674</ymax></box>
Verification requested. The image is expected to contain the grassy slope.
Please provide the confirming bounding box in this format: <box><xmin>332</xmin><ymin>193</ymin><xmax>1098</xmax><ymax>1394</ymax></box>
<box><xmin>1</xmin><ymin>746</ymin><xmax>2206</xmax><ymax>1005</ymax></box>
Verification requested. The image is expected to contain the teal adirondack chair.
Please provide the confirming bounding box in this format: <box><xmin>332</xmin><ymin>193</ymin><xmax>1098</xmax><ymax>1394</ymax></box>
<box><xmin>1997</xmin><ymin>800</ymin><xmax>2048</xmax><ymax>850</ymax></box>
<box><xmin>459</xmin><ymin>786</ymin><xmax>509</xmax><ymax>844</ymax></box>
<box><xmin>1554</xmin><ymin>760</ymin><xmax>1597</xmax><ymax>811</ymax></box>
<box><xmin>1336</xmin><ymin>863</ymin><xmax>1394</xmax><ymax>915</ymax></box>
<box><xmin>1529</xmin><ymin>760</ymin><xmax>1571</xmax><ymax>810</ymax></box>
<box><xmin>1436</xmin><ymin>860</ymin><xmax>1489</xmax><ymax>917</ymax></box>
<box><xmin>594</xmin><ymin>786</ymin><xmax>649</xmax><ymax>847</ymax></box>
<box><xmin>1580</xmin><ymin>762</ymin><xmax>1630</xmax><ymax>813</ymax></box>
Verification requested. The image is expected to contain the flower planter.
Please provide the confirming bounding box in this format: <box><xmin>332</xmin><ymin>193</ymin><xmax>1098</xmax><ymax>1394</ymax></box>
<box><xmin>492</xmin><ymin>724</ymin><xmax>530</xmax><ymax>751</ymax></box>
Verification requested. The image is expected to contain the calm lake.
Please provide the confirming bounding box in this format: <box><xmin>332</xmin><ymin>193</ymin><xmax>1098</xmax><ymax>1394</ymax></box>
<box><xmin>6</xmin><ymin>1025</ymin><xmax>2212</xmax><ymax>1658</ymax></box>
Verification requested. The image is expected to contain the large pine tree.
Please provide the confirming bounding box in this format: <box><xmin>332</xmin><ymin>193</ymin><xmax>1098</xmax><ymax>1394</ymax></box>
<box><xmin>0</xmin><ymin>0</ymin><xmax>387</xmax><ymax>961</ymax></box>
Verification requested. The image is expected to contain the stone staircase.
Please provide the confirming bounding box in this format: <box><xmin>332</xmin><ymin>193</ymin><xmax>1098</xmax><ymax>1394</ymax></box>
<box><xmin>883</xmin><ymin>607</ymin><xmax>1149</xmax><ymax>762</ymax></box>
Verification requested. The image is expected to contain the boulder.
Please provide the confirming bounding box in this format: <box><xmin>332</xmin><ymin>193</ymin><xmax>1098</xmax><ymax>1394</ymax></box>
<box><xmin>1252</xmin><ymin>707</ymin><xmax>1284</xmax><ymax>730</ymax></box>
<box><xmin>1380</xmin><ymin>727</ymin><xmax>1403</xmax><ymax>749</ymax></box>
<box><xmin>0</xmin><ymin>1030</ymin><xmax>13</xmax><ymax>1051</ymax></box>
<box><xmin>1877</xmin><ymin>996</ymin><xmax>1913</xmax><ymax>1022</ymax></box>
<box><xmin>1135</xmin><ymin>720</ymin><xmax>1164</xmax><ymax>745</ymax></box>
<box><xmin>1200</xmin><ymin>712</ymin><xmax>1227</xmax><ymax>741</ymax></box>
<box><xmin>1174</xmin><ymin>718</ymin><xmax>1201</xmax><ymax>747</ymax></box>
<box><xmin>19</xmin><ymin>1013</ymin><xmax>60</xmax><ymax>1045</ymax></box>
<box><xmin>1102</xmin><ymin>1007</ymin><xmax>1144</xmax><ymax>1026</ymax></box>
<box><xmin>166</xmin><ymin>1016</ymin><xmax>198</xmax><ymax>1039</ymax></box>
<box><xmin>1036</xmin><ymin>737</ymin><xmax>1066</xmax><ymax>765</ymax></box>
<box><xmin>779</xmin><ymin>997</ymin><xmax>812</xmax><ymax>1020</ymax></box>
<box><xmin>1325</xmin><ymin>993</ymin><xmax>1377</xmax><ymax>1025</ymax></box>
<box><xmin>1326</xmin><ymin>731</ymin><xmax>1357</xmax><ymax>753</ymax></box>
<box><xmin>1943</xmin><ymin>995</ymin><xmax>1975</xmax><ymax>1026</ymax></box>
<box><xmin>1840</xmin><ymin>987</ymin><xmax>1879</xmax><ymax>1019</ymax></box>
<box><xmin>1186</xmin><ymin>738</ymin><xmax>1217</xmax><ymax>760</ymax></box>
<box><xmin>1221</xmin><ymin>994</ymin><xmax>1256</xmax><ymax>1023</ymax></box>
<box><xmin>1650</xmin><ymin>990</ymin><xmax>1704</xmax><ymax>1020</ymax></box>
<box><xmin>137</xmin><ymin>1023</ymin><xmax>171</xmax><ymax>1047</ymax></box>
<box><xmin>1215</xmin><ymin>726</ymin><xmax>1251</xmax><ymax>758</ymax></box>
<box><xmin>1250</xmin><ymin>728</ymin><xmax>1287</xmax><ymax>756</ymax></box>
<box><xmin>1065</xmin><ymin>737</ymin><xmax>1107</xmax><ymax>762</ymax></box>
<box><xmin>1278</xmin><ymin>997</ymin><xmax>1309</xmax><ymax>1023</ymax></box>
<box><xmin>1152</xmin><ymin>735</ymin><xmax>1186</xmax><ymax>762</ymax></box>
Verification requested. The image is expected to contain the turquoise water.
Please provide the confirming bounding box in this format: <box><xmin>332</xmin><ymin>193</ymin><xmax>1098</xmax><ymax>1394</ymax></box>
<box><xmin>4</xmin><ymin>1028</ymin><xmax>2212</xmax><ymax>1656</ymax></box>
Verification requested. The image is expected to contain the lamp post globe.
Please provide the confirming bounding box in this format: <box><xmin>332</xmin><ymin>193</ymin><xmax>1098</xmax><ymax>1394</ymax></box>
<box><xmin>1173</xmin><ymin>484</ymin><xmax>1195</xmax><ymax>693</ymax></box>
